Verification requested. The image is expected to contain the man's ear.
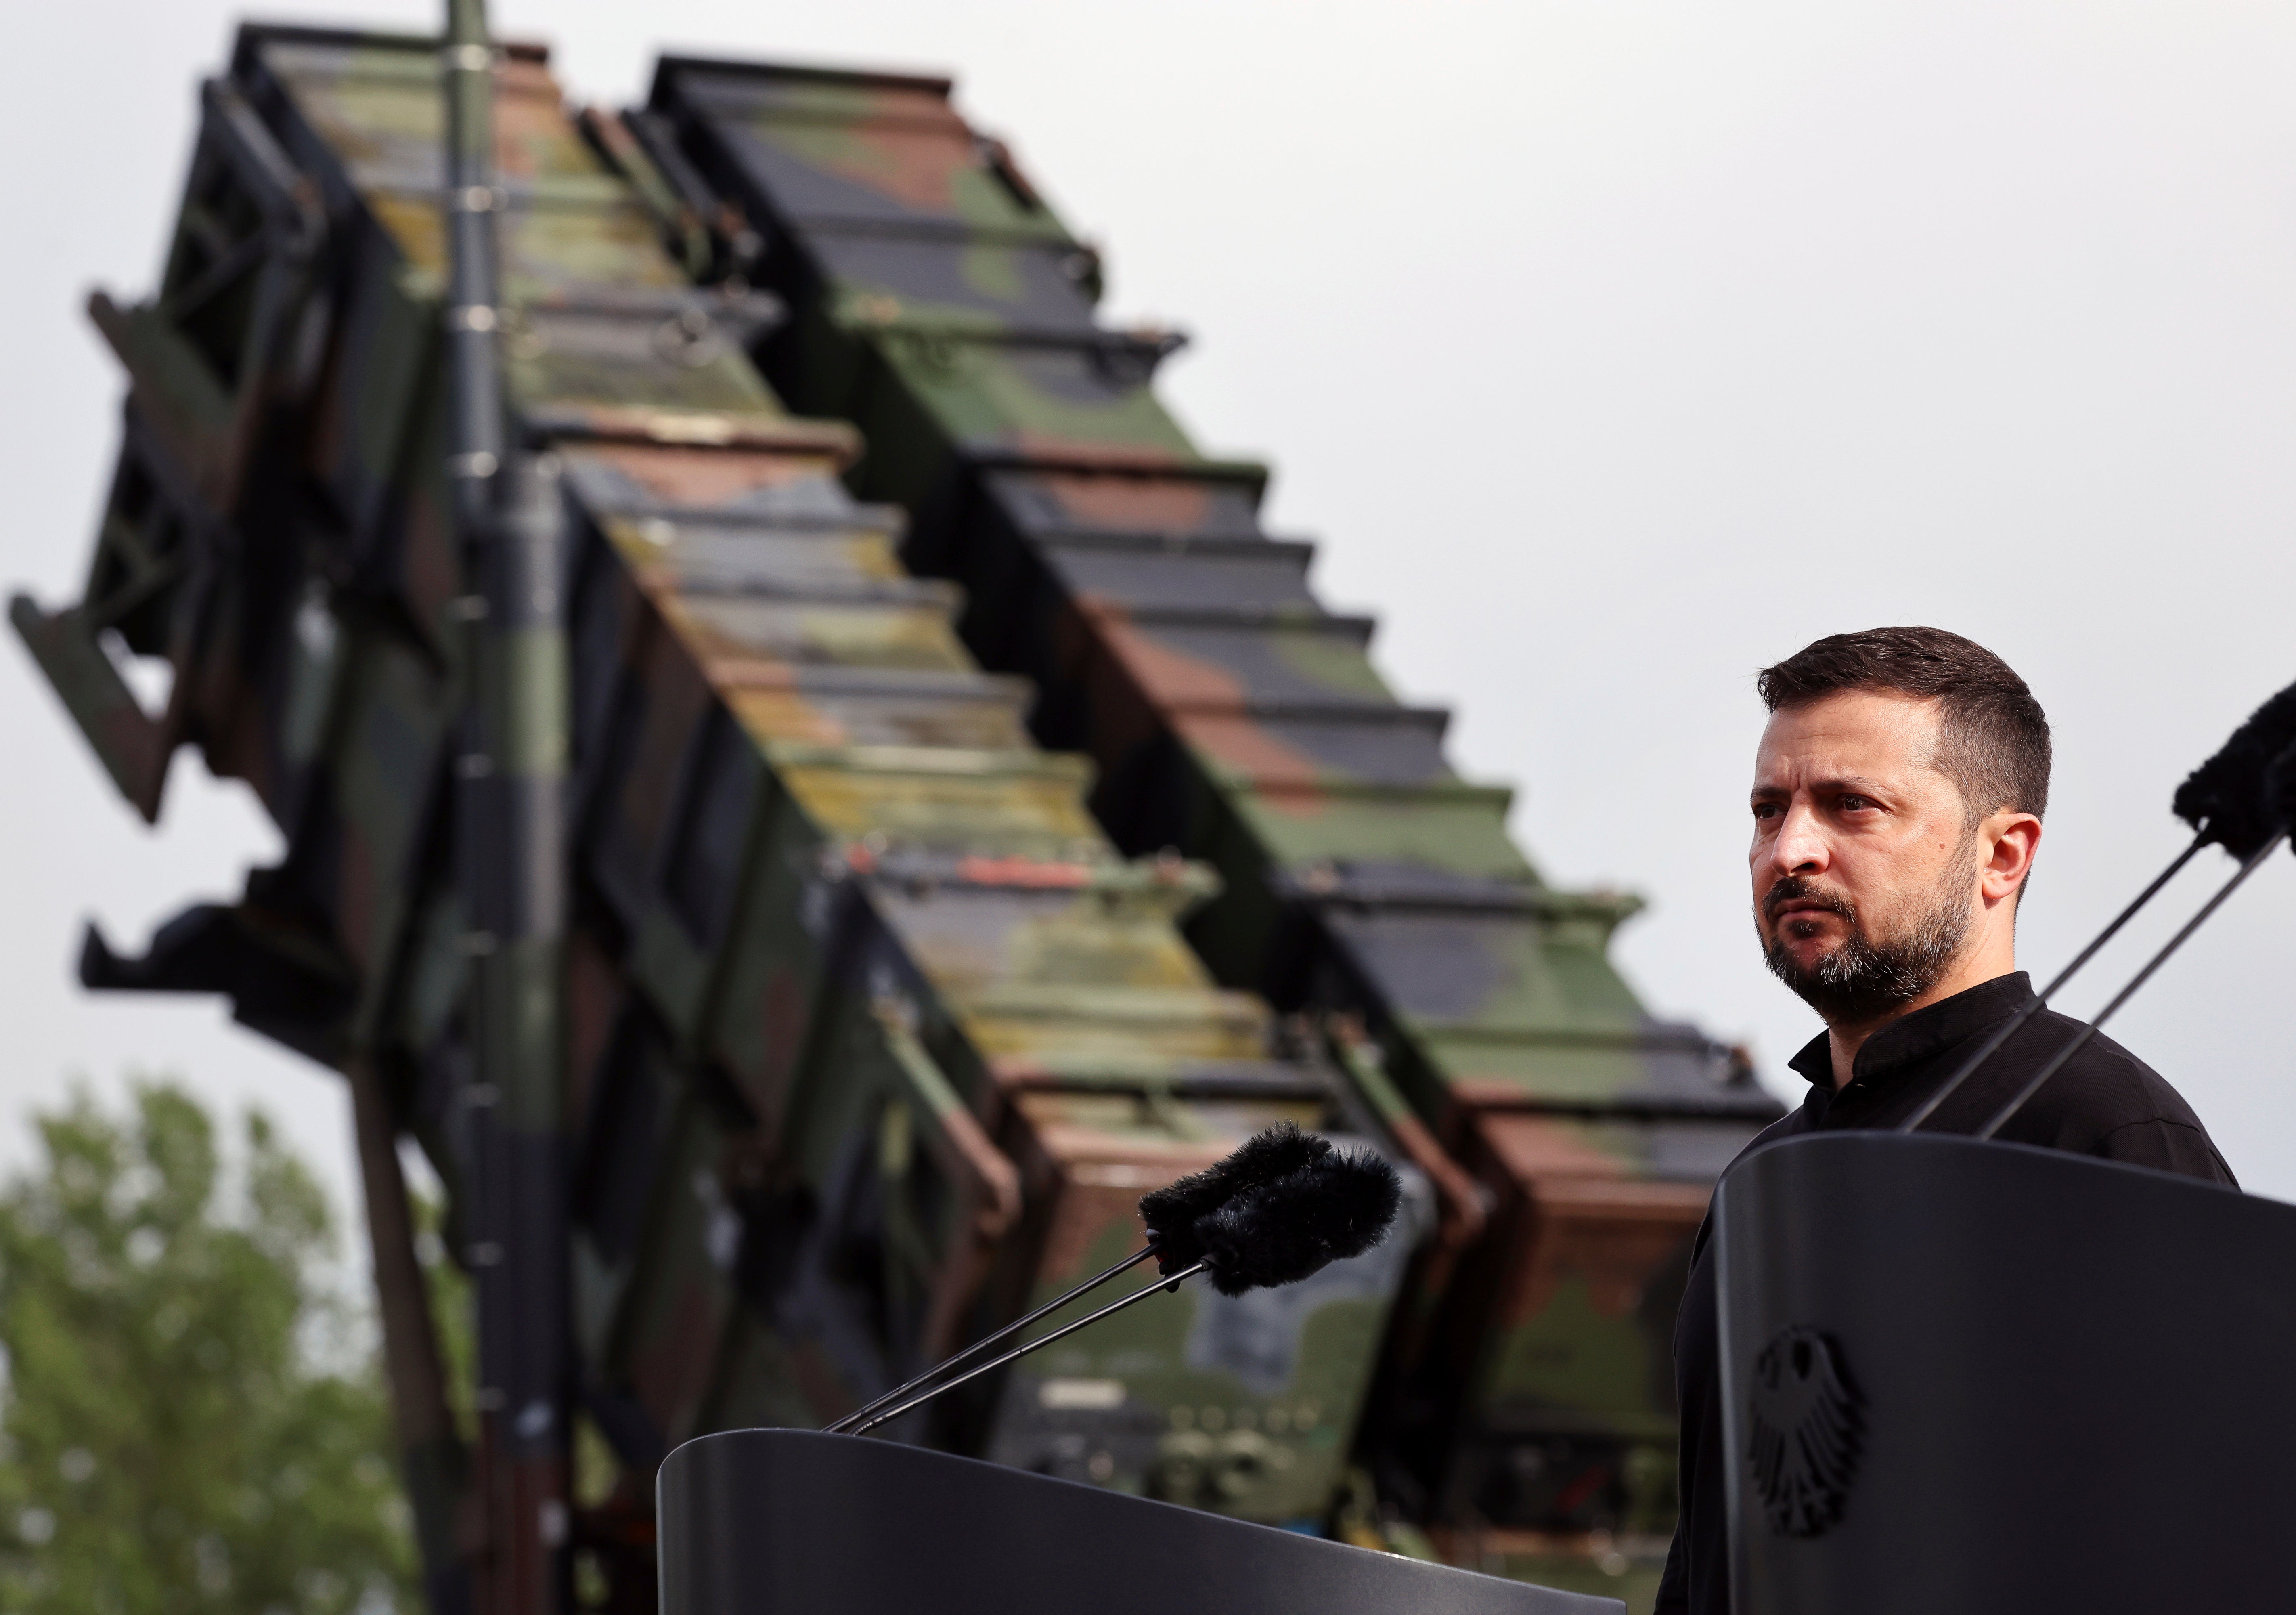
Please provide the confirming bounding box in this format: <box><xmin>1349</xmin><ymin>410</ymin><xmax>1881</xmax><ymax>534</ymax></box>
<box><xmin>1981</xmin><ymin>810</ymin><xmax>2042</xmax><ymax>904</ymax></box>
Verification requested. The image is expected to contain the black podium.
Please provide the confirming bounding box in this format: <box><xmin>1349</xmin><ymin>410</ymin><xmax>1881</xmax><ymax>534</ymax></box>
<box><xmin>1716</xmin><ymin>1132</ymin><xmax>2292</xmax><ymax>1613</ymax></box>
<box><xmin>657</xmin><ymin>1428</ymin><xmax>1620</xmax><ymax>1615</ymax></box>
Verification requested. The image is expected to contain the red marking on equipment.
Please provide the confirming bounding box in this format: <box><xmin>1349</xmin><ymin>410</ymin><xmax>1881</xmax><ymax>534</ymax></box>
<box><xmin>955</xmin><ymin>855</ymin><xmax>1091</xmax><ymax>888</ymax></box>
<box><xmin>1552</xmin><ymin>1464</ymin><xmax>1613</xmax><ymax>1519</ymax></box>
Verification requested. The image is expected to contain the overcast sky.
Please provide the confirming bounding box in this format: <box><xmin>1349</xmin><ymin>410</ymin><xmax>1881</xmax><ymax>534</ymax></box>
<box><xmin>7</xmin><ymin>0</ymin><xmax>2295</xmax><ymax>1215</ymax></box>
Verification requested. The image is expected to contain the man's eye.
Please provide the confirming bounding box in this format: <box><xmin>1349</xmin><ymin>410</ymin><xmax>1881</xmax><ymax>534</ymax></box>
<box><xmin>1840</xmin><ymin>795</ymin><xmax>1873</xmax><ymax>811</ymax></box>
<box><xmin>1752</xmin><ymin>803</ymin><xmax>1781</xmax><ymax>820</ymax></box>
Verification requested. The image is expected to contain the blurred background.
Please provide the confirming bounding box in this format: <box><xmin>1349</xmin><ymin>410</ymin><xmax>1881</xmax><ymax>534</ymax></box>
<box><xmin>6</xmin><ymin>0</ymin><xmax>2293</xmax><ymax>1222</ymax></box>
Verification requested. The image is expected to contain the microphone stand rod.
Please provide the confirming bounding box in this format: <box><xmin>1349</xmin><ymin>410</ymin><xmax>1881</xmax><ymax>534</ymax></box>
<box><xmin>1976</xmin><ymin>828</ymin><xmax>2287</xmax><ymax>1141</ymax></box>
<box><xmin>853</xmin><ymin>1262</ymin><xmax>1210</xmax><ymax>1437</ymax></box>
<box><xmin>1900</xmin><ymin>832</ymin><xmax>2206</xmax><ymax>1133</ymax></box>
<box><xmin>825</xmin><ymin>1242</ymin><xmax>1163</xmax><ymax>1435</ymax></box>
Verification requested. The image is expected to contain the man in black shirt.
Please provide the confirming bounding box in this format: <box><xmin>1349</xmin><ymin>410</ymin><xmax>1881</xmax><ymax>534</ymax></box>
<box><xmin>1654</xmin><ymin>628</ymin><xmax>2235</xmax><ymax>1615</ymax></box>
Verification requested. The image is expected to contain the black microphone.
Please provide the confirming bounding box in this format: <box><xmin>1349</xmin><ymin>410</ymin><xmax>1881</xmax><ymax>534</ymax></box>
<box><xmin>1187</xmin><ymin>1138</ymin><xmax>1407</xmax><ymax>1296</ymax></box>
<box><xmin>824</xmin><ymin>1124</ymin><xmax>1363</xmax><ymax>1436</ymax></box>
<box><xmin>2172</xmin><ymin>679</ymin><xmax>2296</xmax><ymax>858</ymax></box>
<box><xmin>1138</xmin><ymin>1120</ymin><xmax>1332</xmax><ymax>1284</ymax></box>
<box><xmin>1972</xmin><ymin>727</ymin><xmax>2296</xmax><ymax>1137</ymax></box>
<box><xmin>1906</xmin><ymin>675</ymin><xmax>2296</xmax><ymax>1135</ymax></box>
<box><xmin>839</xmin><ymin>1130</ymin><xmax>1403</xmax><ymax>1438</ymax></box>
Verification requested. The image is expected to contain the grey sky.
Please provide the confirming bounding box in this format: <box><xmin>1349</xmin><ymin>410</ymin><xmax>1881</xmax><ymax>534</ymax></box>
<box><xmin>6</xmin><ymin>0</ymin><xmax>2292</xmax><ymax>1212</ymax></box>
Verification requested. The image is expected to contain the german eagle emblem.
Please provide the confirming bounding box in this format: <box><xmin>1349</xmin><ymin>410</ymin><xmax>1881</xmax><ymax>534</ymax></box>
<box><xmin>1747</xmin><ymin>1326</ymin><xmax>1863</xmax><ymax>1537</ymax></box>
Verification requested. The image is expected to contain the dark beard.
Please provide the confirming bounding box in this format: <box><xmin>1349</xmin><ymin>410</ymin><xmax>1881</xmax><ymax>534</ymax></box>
<box><xmin>1759</xmin><ymin>870</ymin><xmax>1973</xmax><ymax>1024</ymax></box>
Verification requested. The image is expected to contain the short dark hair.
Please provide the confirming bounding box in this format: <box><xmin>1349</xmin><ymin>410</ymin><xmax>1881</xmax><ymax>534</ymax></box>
<box><xmin>1757</xmin><ymin>627</ymin><xmax>2051</xmax><ymax>821</ymax></box>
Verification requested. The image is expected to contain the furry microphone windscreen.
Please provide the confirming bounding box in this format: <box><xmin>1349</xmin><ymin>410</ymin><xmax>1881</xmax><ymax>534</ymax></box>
<box><xmin>1138</xmin><ymin>1123</ymin><xmax>1331</xmax><ymax>1277</ymax></box>
<box><xmin>2174</xmin><ymin>679</ymin><xmax>2296</xmax><ymax>858</ymax></box>
<box><xmin>2265</xmin><ymin>746</ymin><xmax>2296</xmax><ymax>856</ymax></box>
<box><xmin>1190</xmin><ymin>1148</ymin><xmax>1404</xmax><ymax>1298</ymax></box>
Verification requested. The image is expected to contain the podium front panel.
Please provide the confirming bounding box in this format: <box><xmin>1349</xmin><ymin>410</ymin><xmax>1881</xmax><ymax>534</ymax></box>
<box><xmin>1716</xmin><ymin>1132</ymin><xmax>2294</xmax><ymax>1614</ymax></box>
<box><xmin>658</xmin><ymin>1428</ymin><xmax>1621</xmax><ymax>1615</ymax></box>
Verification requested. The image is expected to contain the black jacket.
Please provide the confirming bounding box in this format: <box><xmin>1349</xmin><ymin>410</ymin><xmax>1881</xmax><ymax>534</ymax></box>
<box><xmin>1654</xmin><ymin>971</ymin><xmax>2235</xmax><ymax>1615</ymax></box>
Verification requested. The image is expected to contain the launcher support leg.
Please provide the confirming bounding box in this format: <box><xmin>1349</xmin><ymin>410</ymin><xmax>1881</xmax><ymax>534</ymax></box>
<box><xmin>349</xmin><ymin>1054</ymin><xmax>475</xmax><ymax>1615</ymax></box>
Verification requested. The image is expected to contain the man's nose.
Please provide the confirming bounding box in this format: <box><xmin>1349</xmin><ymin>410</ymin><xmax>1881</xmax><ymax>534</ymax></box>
<box><xmin>1769</xmin><ymin>803</ymin><xmax>1831</xmax><ymax>876</ymax></box>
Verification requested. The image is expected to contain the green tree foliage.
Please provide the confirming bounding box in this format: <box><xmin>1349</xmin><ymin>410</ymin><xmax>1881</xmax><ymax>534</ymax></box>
<box><xmin>0</xmin><ymin>1081</ymin><xmax>416</xmax><ymax>1613</ymax></box>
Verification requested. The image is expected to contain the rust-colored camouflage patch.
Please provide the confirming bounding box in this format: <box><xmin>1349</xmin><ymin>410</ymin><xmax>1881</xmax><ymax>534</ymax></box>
<box><xmin>1004</xmin><ymin>431</ymin><xmax>1190</xmax><ymax>471</ymax></box>
<box><xmin>831</xmin><ymin>122</ymin><xmax>978</xmax><ymax>214</ymax></box>
<box><xmin>1031</xmin><ymin>471</ymin><xmax>1214</xmax><ymax>533</ymax></box>
<box><xmin>1171</xmin><ymin>710</ymin><xmax>1332</xmax><ymax>801</ymax></box>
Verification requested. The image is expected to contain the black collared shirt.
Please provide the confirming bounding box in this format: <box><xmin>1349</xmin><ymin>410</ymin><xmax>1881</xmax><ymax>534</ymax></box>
<box><xmin>1654</xmin><ymin>972</ymin><xmax>2235</xmax><ymax>1615</ymax></box>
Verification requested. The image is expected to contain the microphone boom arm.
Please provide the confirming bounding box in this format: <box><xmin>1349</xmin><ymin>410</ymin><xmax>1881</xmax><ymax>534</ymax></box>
<box><xmin>1976</xmin><ymin>830</ymin><xmax>2287</xmax><ymax>1140</ymax></box>
<box><xmin>1901</xmin><ymin>833</ymin><xmax>2207</xmax><ymax>1134</ymax></box>
<box><xmin>824</xmin><ymin>1242</ymin><xmax>1164</xmax><ymax>1436</ymax></box>
<box><xmin>852</xmin><ymin>1262</ymin><xmax>1211</xmax><ymax>1436</ymax></box>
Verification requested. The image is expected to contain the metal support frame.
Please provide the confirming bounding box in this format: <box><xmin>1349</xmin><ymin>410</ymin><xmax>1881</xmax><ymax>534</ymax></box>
<box><xmin>444</xmin><ymin>5</ymin><xmax>572</xmax><ymax>1611</ymax></box>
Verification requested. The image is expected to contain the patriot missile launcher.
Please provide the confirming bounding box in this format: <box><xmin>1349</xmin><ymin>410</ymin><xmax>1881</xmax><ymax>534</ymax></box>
<box><xmin>13</xmin><ymin>19</ymin><xmax>1778</xmax><ymax>1613</ymax></box>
